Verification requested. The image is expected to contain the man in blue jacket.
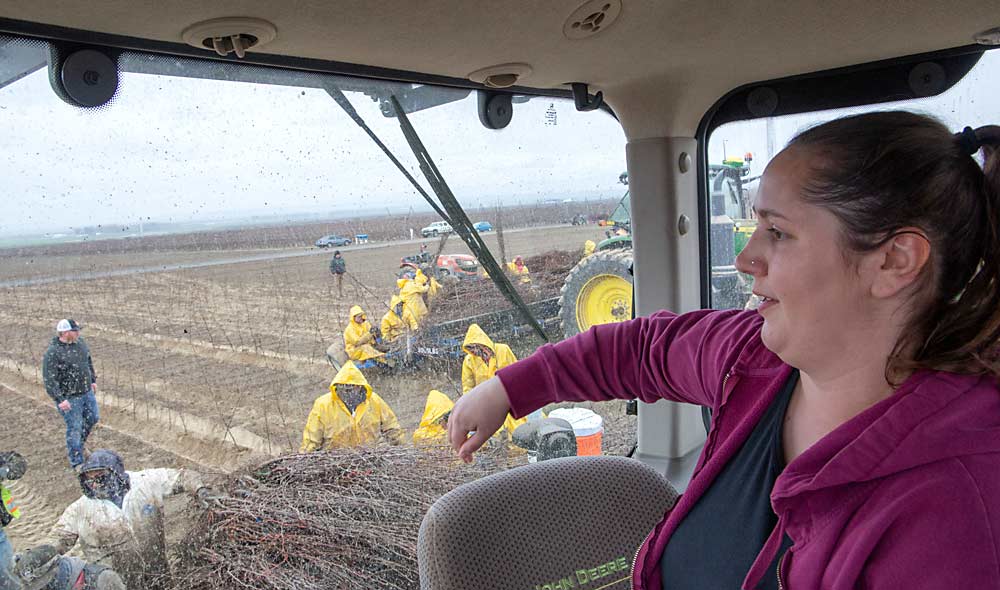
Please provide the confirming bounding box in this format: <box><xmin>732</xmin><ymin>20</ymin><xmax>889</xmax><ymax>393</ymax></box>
<box><xmin>41</xmin><ymin>320</ymin><xmax>98</xmax><ymax>471</ymax></box>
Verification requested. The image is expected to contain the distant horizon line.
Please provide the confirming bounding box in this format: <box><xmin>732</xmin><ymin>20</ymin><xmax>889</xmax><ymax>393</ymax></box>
<box><xmin>0</xmin><ymin>189</ymin><xmax>619</xmax><ymax>239</ymax></box>
<box><xmin>0</xmin><ymin>195</ymin><xmax>619</xmax><ymax>246</ymax></box>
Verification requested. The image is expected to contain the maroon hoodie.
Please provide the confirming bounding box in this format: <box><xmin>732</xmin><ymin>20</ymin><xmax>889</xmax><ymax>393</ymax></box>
<box><xmin>498</xmin><ymin>309</ymin><xmax>1000</xmax><ymax>589</ymax></box>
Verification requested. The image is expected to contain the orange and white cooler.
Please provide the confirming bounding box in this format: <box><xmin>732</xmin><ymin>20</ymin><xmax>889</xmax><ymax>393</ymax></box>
<box><xmin>549</xmin><ymin>408</ymin><xmax>604</xmax><ymax>456</ymax></box>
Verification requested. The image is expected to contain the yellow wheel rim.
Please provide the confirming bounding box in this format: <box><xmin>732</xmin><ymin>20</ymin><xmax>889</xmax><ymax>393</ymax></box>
<box><xmin>576</xmin><ymin>274</ymin><xmax>633</xmax><ymax>331</ymax></box>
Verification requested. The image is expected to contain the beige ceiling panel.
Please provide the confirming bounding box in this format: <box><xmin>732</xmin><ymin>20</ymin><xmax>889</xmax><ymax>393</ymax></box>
<box><xmin>1</xmin><ymin>0</ymin><xmax>992</xmax><ymax>135</ymax></box>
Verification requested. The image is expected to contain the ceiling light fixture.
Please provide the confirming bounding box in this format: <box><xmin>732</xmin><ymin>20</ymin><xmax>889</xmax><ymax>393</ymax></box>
<box><xmin>181</xmin><ymin>18</ymin><xmax>278</xmax><ymax>58</ymax></box>
<box><xmin>973</xmin><ymin>26</ymin><xmax>1000</xmax><ymax>46</ymax></box>
<box><xmin>468</xmin><ymin>64</ymin><xmax>533</xmax><ymax>89</ymax></box>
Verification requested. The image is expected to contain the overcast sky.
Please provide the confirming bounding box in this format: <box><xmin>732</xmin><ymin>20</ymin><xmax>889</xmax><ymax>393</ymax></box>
<box><xmin>1</xmin><ymin>44</ymin><xmax>997</xmax><ymax>236</ymax></box>
<box><xmin>0</xmin><ymin>49</ymin><xmax>627</xmax><ymax>236</ymax></box>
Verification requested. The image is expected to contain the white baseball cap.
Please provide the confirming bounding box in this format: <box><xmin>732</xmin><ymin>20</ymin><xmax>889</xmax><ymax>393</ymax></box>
<box><xmin>56</xmin><ymin>319</ymin><xmax>82</xmax><ymax>332</ymax></box>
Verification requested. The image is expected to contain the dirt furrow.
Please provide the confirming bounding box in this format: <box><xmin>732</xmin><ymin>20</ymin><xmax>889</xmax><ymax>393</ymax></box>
<box><xmin>0</xmin><ymin>360</ymin><xmax>280</xmax><ymax>458</ymax></box>
<box><xmin>0</xmin><ymin>381</ymin><xmax>214</xmax><ymax>552</ymax></box>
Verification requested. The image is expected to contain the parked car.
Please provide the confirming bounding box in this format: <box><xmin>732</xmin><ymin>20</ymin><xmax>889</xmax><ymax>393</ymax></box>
<box><xmin>421</xmin><ymin>221</ymin><xmax>453</xmax><ymax>237</ymax></box>
<box><xmin>315</xmin><ymin>234</ymin><xmax>352</xmax><ymax>248</ymax></box>
<box><xmin>473</xmin><ymin>221</ymin><xmax>493</xmax><ymax>232</ymax></box>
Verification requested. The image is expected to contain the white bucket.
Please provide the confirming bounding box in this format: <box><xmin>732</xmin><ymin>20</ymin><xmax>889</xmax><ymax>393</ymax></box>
<box><xmin>549</xmin><ymin>407</ymin><xmax>603</xmax><ymax>436</ymax></box>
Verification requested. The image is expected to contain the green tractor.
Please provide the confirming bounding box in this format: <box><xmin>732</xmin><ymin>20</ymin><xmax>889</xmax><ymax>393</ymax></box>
<box><xmin>558</xmin><ymin>162</ymin><xmax>757</xmax><ymax>338</ymax></box>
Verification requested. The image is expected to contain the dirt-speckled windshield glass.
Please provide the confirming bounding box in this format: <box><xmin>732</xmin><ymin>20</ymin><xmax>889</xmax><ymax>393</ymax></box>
<box><xmin>0</xmin><ymin>35</ymin><xmax>633</xmax><ymax>589</ymax></box>
<box><xmin>707</xmin><ymin>49</ymin><xmax>1000</xmax><ymax>311</ymax></box>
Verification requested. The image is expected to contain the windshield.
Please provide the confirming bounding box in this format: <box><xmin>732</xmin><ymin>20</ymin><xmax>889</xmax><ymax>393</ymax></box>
<box><xmin>0</xmin><ymin>34</ymin><xmax>630</xmax><ymax>587</ymax></box>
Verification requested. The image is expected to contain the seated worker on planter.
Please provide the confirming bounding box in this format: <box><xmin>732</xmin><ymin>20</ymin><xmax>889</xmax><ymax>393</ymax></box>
<box><xmin>1</xmin><ymin>451</ymin><xmax>27</xmax><ymax>590</ymax></box>
<box><xmin>380</xmin><ymin>296</ymin><xmax>419</xmax><ymax>344</ymax></box>
<box><xmin>10</xmin><ymin>543</ymin><xmax>127</xmax><ymax>590</ymax></box>
<box><xmin>397</xmin><ymin>273</ymin><xmax>429</xmax><ymax>325</ymax></box>
<box><xmin>50</xmin><ymin>450</ymin><xmax>212</xmax><ymax>590</ymax></box>
<box><xmin>412</xmin><ymin>390</ymin><xmax>454</xmax><ymax>446</ymax></box>
<box><xmin>414</xmin><ymin>268</ymin><xmax>442</xmax><ymax>306</ymax></box>
<box><xmin>506</xmin><ymin>256</ymin><xmax>531</xmax><ymax>284</ymax></box>
<box><xmin>343</xmin><ymin>306</ymin><xmax>385</xmax><ymax>363</ymax></box>
<box><xmin>300</xmin><ymin>361</ymin><xmax>405</xmax><ymax>451</ymax></box>
<box><xmin>461</xmin><ymin>324</ymin><xmax>525</xmax><ymax>438</ymax></box>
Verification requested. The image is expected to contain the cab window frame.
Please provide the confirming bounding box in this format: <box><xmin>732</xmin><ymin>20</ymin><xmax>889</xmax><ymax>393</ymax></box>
<box><xmin>694</xmin><ymin>44</ymin><xmax>989</xmax><ymax>309</ymax></box>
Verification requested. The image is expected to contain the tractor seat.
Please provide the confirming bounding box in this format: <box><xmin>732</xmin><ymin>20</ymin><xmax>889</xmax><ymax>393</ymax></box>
<box><xmin>418</xmin><ymin>455</ymin><xmax>678</xmax><ymax>590</ymax></box>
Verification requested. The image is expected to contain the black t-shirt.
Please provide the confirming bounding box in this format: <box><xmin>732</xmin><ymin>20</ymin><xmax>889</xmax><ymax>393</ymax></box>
<box><xmin>659</xmin><ymin>370</ymin><xmax>798</xmax><ymax>590</ymax></box>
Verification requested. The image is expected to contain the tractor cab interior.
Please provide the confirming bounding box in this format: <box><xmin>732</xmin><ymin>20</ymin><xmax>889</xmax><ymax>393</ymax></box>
<box><xmin>0</xmin><ymin>1</ymin><xmax>997</xmax><ymax>587</ymax></box>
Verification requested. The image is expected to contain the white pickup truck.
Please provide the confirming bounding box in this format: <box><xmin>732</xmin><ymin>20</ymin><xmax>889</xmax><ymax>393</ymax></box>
<box><xmin>420</xmin><ymin>220</ymin><xmax>453</xmax><ymax>237</ymax></box>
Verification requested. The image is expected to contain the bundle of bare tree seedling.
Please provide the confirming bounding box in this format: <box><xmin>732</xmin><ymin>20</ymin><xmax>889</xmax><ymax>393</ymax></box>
<box><xmin>172</xmin><ymin>446</ymin><xmax>501</xmax><ymax>590</ymax></box>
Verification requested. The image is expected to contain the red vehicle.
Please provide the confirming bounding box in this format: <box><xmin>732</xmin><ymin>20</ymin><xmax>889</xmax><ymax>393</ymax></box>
<box><xmin>400</xmin><ymin>253</ymin><xmax>480</xmax><ymax>280</ymax></box>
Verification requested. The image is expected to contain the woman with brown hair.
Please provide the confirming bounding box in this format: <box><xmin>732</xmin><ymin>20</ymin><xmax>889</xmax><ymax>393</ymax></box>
<box><xmin>449</xmin><ymin>112</ymin><xmax>1000</xmax><ymax>589</ymax></box>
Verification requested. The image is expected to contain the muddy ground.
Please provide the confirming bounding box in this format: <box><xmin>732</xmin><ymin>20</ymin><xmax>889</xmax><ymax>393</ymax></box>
<box><xmin>1</xmin><ymin>222</ymin><xmax>637</xmax><ymax>558</ymax></box>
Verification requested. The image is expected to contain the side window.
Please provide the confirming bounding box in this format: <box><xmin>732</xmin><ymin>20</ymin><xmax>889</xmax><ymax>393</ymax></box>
<box><xmin>706</xmin><ymin>49</ymin><xmax>1000</xmax><ymax>310</ymax></box>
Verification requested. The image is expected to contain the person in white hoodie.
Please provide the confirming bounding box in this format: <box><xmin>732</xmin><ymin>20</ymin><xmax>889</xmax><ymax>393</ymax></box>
<box><xmin>51</xmin><ymin>450</ymin><xmax>211</xmax><ymax>590</ymax></box>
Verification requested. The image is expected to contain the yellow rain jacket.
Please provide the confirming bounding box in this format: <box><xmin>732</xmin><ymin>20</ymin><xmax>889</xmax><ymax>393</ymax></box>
<box><xmin>584</xmin><ymin>240</ymin><xmax>596</xmax><ymax>257</ymax></box>
<box><xmin>300</xmin><ymin>361</ymin><xmax>404</xmax><ymax>451</ymax></box>
<box><xmin>343</xmin><ymin>305</ymin><xmax>384</xmax><ymax>362</ymax></box>
<box><xmin>397</xmin><ymin>278</ymin><xmax>429</xmax><ymax>325</ymax></box>
<box><xmin>506</xmin><ymin>260</ymin><xmax>532</xmax><ymax>284</ymax></box>
<box><xmin>412</xmin><ymin>390</ymin><xmax>454</xmax><ymax>445</ymax></box>
<box><xmin>415</xmin><ymin>269</ymin><xmax>442</xmax><ymax>303</ymax></box>
<box><xmin>460</xmin><ymin>324</ymin><xmax>525</xmax><ymax>437</ymax></box>
<box><xmin>380</xmin><ymin>295</ymin><xmax>419</xmax><ymax>343</ymax></box>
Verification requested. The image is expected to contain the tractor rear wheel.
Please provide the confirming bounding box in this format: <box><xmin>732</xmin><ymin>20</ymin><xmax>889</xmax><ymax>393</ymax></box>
<box><xmin>558</xmin><ymin>249</ymin><xmax>633</xmax><ymax>339</ymax></box>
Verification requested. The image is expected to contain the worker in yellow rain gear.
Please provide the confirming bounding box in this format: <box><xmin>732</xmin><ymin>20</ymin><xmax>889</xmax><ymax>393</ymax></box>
<box><xmin>380</xmin><ymin>295</ymin><xmax>418</xmax><ymax>343</ymax></box>
<box><xmin>52</xmin><ymin>450</ymin><xmax>211</xmax><ymax>590</ymax></box>
<box><xmin>583</xmin><ymin>239</ymin><xmax>596</xmax><ymax>258</ymax></box>
<box><xmin>397</xmin><ymin>274</ymin><xmax>429</xmax><ymax>325</ymax></box>
<box><xmin>300</xmin><ymin>361</ymin><xmax>405</xmax><ymax>451</ymax></box>
<box><xmin>506</xmin><ymin>256</ymin><xmax>531</xmax><ymax>284</ymax></box>
<box><xmin>412</xmin><ymin>390</ymin><xmax>454</xmax><ymax>446</ymax></box>
<box><xmin>461</xmin><ymin>324</ymin><xmax>526</xmax><ymax>437</ymax></box>
<box><xmin>1</xmin><ymin>451</ymin><xmax>27</xmax><ymax>588</ymax></box>
<box><xmin>343</xmin><ymin>305</ymin><xmax>385</xmax><ymax>362</ymax></box>
<box><xmin>414</xmin><ymin>268</ymin><xmax>442</xmax><ymax>305</ymax></box>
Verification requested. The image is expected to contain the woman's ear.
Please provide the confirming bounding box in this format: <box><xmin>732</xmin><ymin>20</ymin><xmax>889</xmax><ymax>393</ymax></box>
<box><xmin>871</xmin><ymin>229</ymin><xmax>931</xmax><ymax>299</ymax></box>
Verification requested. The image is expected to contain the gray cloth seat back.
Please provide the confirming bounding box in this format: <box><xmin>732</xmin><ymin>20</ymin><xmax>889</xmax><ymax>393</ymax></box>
<box><xmin>418</xmin><ymin>455</ymin><xmax>679</xmax><ymax>590</ymax></box>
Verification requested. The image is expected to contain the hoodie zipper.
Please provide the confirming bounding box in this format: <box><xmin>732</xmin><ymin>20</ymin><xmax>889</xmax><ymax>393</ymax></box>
<box><xmin>702</xmin><ymin>371</ymin><xmax>734</xmax><ymax>459</ymax></box>
<box><xmin>628</xmin><ymin>370</ymin><xmax>744</xmax><ymax>589</ymax></box>
<box><xmin>776</xmin><ymin>552</ymin><xmax>786</xmax><ymax>590</ymax></box>
<box><xmin>630</xmin><ymin>545</ymin><xmax>641</xmax><ymax>587</ymax></box>
<box><xmin>630</xmin><ymin>527</ymin><xmax>652</xmax><ymax>588</ymax></box>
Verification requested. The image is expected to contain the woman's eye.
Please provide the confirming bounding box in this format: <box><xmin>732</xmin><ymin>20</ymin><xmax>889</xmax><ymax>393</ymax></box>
<box><xmin>767</xmin><ymin>227</ymin><xmax>786</xmax><ymax>241</ymax></box>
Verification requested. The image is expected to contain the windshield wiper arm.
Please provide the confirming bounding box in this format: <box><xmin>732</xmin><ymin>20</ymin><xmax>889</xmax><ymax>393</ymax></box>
<box><xmin>387</xmin><ymin>94</ymin><xmax>549</xmax><ymax>343</ymax></box>
<box><xmin>323</xmin><ymin>83</ymin><xmax>451</xmax><ymax>223</ymax></box>
<box><xmin>322</xmin><ymin>85</ymin><xmax>549</xmax><ymax>343</ymax></box>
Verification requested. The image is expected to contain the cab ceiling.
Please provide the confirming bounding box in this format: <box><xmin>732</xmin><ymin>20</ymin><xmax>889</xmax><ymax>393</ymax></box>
<box><xmin>0</xmin><ymin>0</ymin><xmax>990</xmax><ymax>138</ymax></box>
